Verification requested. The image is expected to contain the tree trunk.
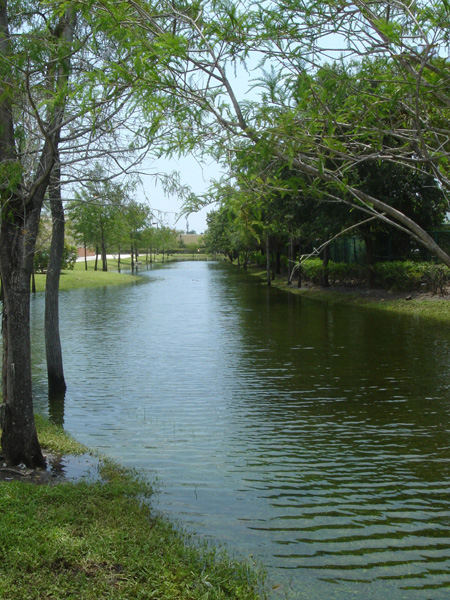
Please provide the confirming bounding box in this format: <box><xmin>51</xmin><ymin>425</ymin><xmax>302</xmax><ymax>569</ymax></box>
<box><xmin>0</xmin><ymin>1</ymin><xmax>44</xmax><ymax>466</ymax></box>
<box><xmin>0</xmin><ymin>3</ymin><xmax>75</xmax><ymax>467</ymax></box>
<box><xmin>275</xmin><ymin>249</ymin><xmax>281</xmax><ymax>275</ymax></box>
<box><xmin>100</xmin><ymin>219</ymin><xmax>107</xmax><ymax>271</ymax></box>
<box><xmin>0</xmin><ymin>204</ymin><xmax>47</xmax><ymax>469</ymax></box>
<box><xmin>45</xmin><ymin>159</ymin><xmax>67</xmax><ymax>395</ymax></box>
<box><xmin>288</xmin><ymin>236</ymin><xmax>293</xmax><ymax>284</ymax></box>
<box><xmin>266</xmin><ymin>235</ymin><xmax>271</xmax><ymax>286</ymax></box>
<box><xmin>321</xmin><ymin>245</ymin><xmax>330</xmax><ymax>288</ymax></box>
<box><xmin>297</xmin><ymin>245</ymin><xmax>302</xmax><ymax>288</ymax></box>
<box><xmin>363</xmin><ymin>231</ymin><xmax>375</xmax><ymax>289</ymax></box>
<box><xmin>271</xmin><ymin>249</ymin><xmax>276</xmax><ymax>281</ymax></box>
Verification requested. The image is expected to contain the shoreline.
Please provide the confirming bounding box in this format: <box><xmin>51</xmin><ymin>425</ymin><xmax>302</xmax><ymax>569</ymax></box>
<box><xmin>246</xmin><ymin>267</ymin><xmax>450</xmax><ymax>323</ymax></box>
<box><xmin>0</xmin><ymin>416</ymin><xmax>265</xmax><ymax>599</ymax></box>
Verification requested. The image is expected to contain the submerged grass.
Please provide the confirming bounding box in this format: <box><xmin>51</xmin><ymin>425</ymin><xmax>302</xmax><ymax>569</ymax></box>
<box><xmin>0</xmin><ymin>419</ymin><xmax>265</xmax><ymax>600</ymax></box>
<box><xmin>33</xmin><ymin>414</ymin><xmax>89</xmax><ymax>456</ymax></box>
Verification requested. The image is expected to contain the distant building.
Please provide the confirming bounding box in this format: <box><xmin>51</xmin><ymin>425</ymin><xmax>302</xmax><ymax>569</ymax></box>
<box><xmin>178</xmin><ymin>233</ymin><xmax>204</xmax><ymax>246</ymax></box>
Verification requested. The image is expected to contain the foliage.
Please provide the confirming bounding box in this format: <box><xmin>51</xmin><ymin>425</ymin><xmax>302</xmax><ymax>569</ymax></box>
<box><xmin>374</xmin><ymin>261</ymin><xmax>450</xmax><ymax>294</ymax></box>
<box><xmin>300</xmin><ymin>259</ymin><xmax>366</xmax><ymax>287</ymax></box>
<box><xmin>299</xmin><ymin>258</ymin><xmax>450</xmax><ymax>294</ymax></box>
<box><xmin>33</xmin><ymin>242</ymin><xmax>77</xmax><ymax>274</ymax></box>
<box><xmin>100</xmin><ymin>0</ymin><xmax>450</xmax><ymax>265</ymax></box>
<box><xmin>418</xmin><ymin>263</ymin><xmax>450</xmax><ymax>295</ymax></box>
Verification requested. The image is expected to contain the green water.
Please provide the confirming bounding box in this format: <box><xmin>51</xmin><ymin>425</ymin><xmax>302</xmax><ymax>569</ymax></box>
<box><xmin>31</xmin><ymin>261</ymin><xmax>450</xmax><ymax>599</ymax></box>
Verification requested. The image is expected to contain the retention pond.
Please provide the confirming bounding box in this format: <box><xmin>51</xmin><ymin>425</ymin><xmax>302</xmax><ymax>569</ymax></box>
<box><xmin>31</xmin><ymin>260</ymin><xmax>450</xmax><ymax>599</ymax></box>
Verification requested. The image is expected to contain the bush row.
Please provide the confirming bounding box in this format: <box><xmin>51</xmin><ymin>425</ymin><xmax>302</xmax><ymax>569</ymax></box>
<box><xmin>297</xmin><ymin>259</ymin><xmax>450</xmax><ymax>294</ymax></box>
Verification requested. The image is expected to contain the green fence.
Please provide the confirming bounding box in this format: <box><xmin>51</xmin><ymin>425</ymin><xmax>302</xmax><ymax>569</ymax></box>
<box><xmin>328</xmin><ymin>236</ymin><xmax>366</xmax><ymax>265</ymax></box>
<box><xmin>326</xmin><ymin>229</ymin><xmax>450</xmax><ymax>265</ymax></box>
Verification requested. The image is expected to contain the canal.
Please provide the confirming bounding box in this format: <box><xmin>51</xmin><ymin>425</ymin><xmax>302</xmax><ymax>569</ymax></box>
<box><xmin>31</xmin><ymin>260</ymin><xmax>450</xmax><ymax>599</ymax></box>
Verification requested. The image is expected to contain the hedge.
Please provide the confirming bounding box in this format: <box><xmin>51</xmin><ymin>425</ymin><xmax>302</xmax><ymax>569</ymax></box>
<box><xmin>298</xmin><ymin>259</ymin><xmax>450</xmax><ymax>294</ymax></box>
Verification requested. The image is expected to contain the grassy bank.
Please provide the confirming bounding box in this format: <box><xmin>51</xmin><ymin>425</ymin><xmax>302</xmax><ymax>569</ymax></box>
<box><xmin>33</xmin><ymin>260</ymin><xmax>140</xmax><ymax>293</ymax></box>
<box><xmin>0</xmin><ymin>417</ymin><xmax>265</xmax><ymax>600</ymax></box>
<box><xmin>117</xmin><ymin>253</ymin><xmax>214</xmax><ymax>266</ymax></box>
<box><xmin>249</xmin><ymin>267</ymin><xmax>450</xmax><ymax>323</ymax></box>
<box><xmin>32</xmin><ymin>255</ymin><xmax>221</xmax><ymax>293</ymax></box>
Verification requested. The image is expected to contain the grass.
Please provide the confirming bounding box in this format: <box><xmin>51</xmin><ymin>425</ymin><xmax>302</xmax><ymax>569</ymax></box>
<box><xmin>249</xmin><ymin>267</ymin><xmax>450</xmax><ymax>323</ymax></box>
<box><xmin>33</xmin><ymin>414</ymin><xmax>89</xmax><ymax>456</ymax></box>
<box><xmin>32</xmin><ymin>260</ymin><xmax>139</xmax><ymax>293</ymax></box>
<box><xmin>0</xmin><ymin>418</ymin><xmax>265</xmax><ymax>600</ymax></box>
<box><xmin>117</xmin><ymin>253</ymin><xmax>213</xmax><ymax>266</ymax></box>
<box><xmin>32</xmin><ymin>254</ymin><xmax>219</xmax><ymax>293</ymax></box>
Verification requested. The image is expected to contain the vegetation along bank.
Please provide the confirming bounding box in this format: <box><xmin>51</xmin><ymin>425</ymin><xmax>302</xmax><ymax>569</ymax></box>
<box><xmin>247</xmin><ymin>262</ymin><xmax>450</xmax><ymax>324</ymax></box>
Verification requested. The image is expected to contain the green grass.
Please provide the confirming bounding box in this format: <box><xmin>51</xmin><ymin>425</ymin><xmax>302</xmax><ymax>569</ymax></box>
<box><xmin>117</xmin><ymin>253</ymin><xmax>213</xmax><ymax>266</ymax></box>
<box><xmin>33</xmin><ymin>261</ymin><xmax>139</xmax><ymax>293</ymax></box>
<box><xmin>34</xmin><ymin>414</ymin><xmax>89</xmax><ymax>456</ymax></box>
<box><xmin>32</xmin><ymin>255</ymin><xmax>218</xmax><ymax>293</ymax></box>
<box><xmin>0</xmin><ymin>418</ymin><xmax>265</xmax><ymax>600</ymax></box>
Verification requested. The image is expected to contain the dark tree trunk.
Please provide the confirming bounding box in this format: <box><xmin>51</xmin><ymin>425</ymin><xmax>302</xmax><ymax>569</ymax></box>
<box><xmin>288</xmin><ymin>237</ymin><xmax>293</xmax><ymax>284</ymax></box>
<box><xmin>271</xmin><ymin>249</ymin><xmax>276</xmax><ymax>281</ymax></box>
<box><xmin>275</xmin><ymin>249</ymin><xmax>281</xmax><ymax>275</ymax></box>
<box><xmin>84</xmin><ymin>241</ymin><xmax>88</xmax><ymax>270</ymax></box>
<box><xmin>0</xmin><ymin>3</ymin><xmax>75</xmax><ymax>467</ymax></box>
<box><xmin>0</xmin><ymin>2</ymin><xmax>44</xmax><ymax>467</ymax></box>
<box><xmin>0</xmin><ymin>194</ymin><xmax>47</xmax><ymax>468</ymax></box>
<box><xmin>297</xmin><ymin>246</ymin><xmax>302</xmax><ymax>288</ymax></box>
<box><xmin>363</xmin><ymin>231</ymin><xmax>375</xmax><ymax>289</ymax></box>
<box><xmin>94</xmin><ymin>246</ymin><xmax>99</xmax><ymax>271</ymax></box>
<box><xmin>321</xmin><ymin>245</ymin><xmax>330</xmax><ymax>288</ymax></box>
<box><xmin>45</xmin><ymin>159</ymin><xmax>67</xmax><ymax>395</ymax></box>
<box><xmin>100</xmin><ymin>219</ymin><xmax>107</xmax><ymax>271</ymax></box>
<box><xmin>266</xmin><ymin>235</ymin><xmax>271</xmax><ymax>286</ymax></box>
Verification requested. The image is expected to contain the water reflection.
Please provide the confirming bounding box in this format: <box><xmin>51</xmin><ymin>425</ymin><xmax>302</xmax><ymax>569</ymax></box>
<box><xmin>30</xmin><ymin>262</ymin><xmax>450</xmax><ymax>599</ymax></box>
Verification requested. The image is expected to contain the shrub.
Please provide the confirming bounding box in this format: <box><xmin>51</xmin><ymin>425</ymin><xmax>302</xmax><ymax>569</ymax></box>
<box><xmin>418</xmin><ymin>263</ymin><xmax>450</xmax><ymax>295</ymax></box>
<box><xmin>374</xmin><ymin>261</ymin><xmax>450</xmax><ymax>293</ymax></box>
<box><xmin>300</xmin><ymin>258</ymin><xmax>364</xmax><ymax>286</ymax></box>
<box><xmin>373</xmin><ymin>261</ymin><xmax>422</xmax><ymax>291</ymax></box>
<box><xmin>34</xmin><ymin>241</ymin><xmax>77</xmax><ymax>273</ymax></box>
<box><xmin>300</xmin><ymin>258</ymin><xmax>450</xmax><ymax>294</ymax></box>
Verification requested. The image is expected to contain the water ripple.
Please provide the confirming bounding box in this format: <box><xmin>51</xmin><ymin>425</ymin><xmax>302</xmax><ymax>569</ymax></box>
<box><xmin>31</xmin><ymin>262</ymin><xmax>450</xmax><ymax>600</ymax></box>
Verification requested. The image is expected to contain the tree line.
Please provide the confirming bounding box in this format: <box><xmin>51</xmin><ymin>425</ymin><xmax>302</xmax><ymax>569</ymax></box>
<box><xmin>1</xmin><ymin>0</ymin><xmax>450</xmax><ymax>466</ymax></box>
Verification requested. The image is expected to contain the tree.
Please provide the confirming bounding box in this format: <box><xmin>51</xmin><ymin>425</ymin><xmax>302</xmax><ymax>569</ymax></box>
<box><xmin>45</xmin><ymin>157</ymin><xmax>75</xmax><ymax>394</ymax></box>
<box><xmin>68</xmin><ymin>168</ymin><xmax>131</xmax><ymax>272</ymax></box>
<box><xmin>0</xmin><ymin>1</ymin><xmax>76</xmax><ymax>467</ymax></box>
<box><xmin>0</xmin><ymin>0</ymin><xmax>150</xmax><ymax>465</ymax></box>
<box><xmin>106</xmin><ymin>0</ymin><xmax>450</xmax><ymax>266</ymax></box>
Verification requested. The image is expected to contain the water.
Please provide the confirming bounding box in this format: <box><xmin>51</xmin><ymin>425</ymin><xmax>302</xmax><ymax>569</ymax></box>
<box><xmin>30</xmin><ymin>261</ymin><xmax>450</xmax><ymax>599</ymax></box>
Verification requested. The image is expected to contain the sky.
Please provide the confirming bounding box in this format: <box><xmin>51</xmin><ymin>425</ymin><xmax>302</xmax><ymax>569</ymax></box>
<box><xmin>134</xmin><ymin>35</ymin><xmax>348</xmax><ymax>235</ymax></box>
<box><xmin>136</xmin><ymin>57</ymin><xmax>259</xmax><ymax>235</ymax></box>
<box><xmin>138</xmin><ymin>154</ymin><xmax>223</xmax><ymax>235</ymax></box>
